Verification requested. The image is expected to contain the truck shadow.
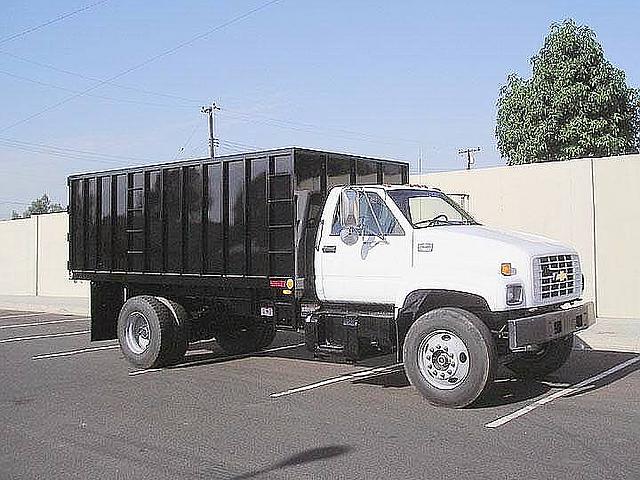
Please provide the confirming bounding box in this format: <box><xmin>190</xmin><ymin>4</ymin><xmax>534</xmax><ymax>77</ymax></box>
<box><xmin>352</xmin><ymin>349</ymin><xmax>640</xmax><ymax>409</ymax></box>
<box><xmin>170</xmin><ymin>335</ymin><xmax>639</xmax><ymax>410</ymax></box>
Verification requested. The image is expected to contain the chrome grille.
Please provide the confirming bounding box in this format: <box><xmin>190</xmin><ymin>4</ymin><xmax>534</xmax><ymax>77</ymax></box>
<box><xmin>532</xmin><ymin>254</ymin><xmax>582</xmax><ymax>304</ymax></box>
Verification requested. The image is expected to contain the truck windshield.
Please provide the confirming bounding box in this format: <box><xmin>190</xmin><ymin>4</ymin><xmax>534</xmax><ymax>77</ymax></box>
<box><xmin>388</xmin><ymin>190</ymin><xmax>478</xmax><ymax>228</ymax></box>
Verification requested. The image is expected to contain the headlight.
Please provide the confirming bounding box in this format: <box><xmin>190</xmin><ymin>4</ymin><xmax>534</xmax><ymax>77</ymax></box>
<box><xmin>506</xmin><ymin>284</ymin><xmax>524</xmax><ymax>306</ymax></box>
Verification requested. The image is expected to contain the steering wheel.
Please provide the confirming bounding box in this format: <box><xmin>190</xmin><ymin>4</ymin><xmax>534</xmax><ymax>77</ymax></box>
<box><xmin>426</xmin><ymin>214</ymin><xmax>449</xmax><ymax>227</ymax></box>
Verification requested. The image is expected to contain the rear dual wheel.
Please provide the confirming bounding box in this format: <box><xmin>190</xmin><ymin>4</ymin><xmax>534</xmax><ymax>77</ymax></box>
<box><xmin>216</xmin><ymin>319</ymin><xmax>276</xmax><ymax>355</ymax></box>
<box><xmin>117</xmin><ymin>296</ymin><xmax>188</xmax><ymax>369</ymax></box>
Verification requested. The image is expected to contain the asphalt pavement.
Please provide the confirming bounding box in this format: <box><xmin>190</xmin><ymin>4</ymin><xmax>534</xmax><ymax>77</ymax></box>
<box><xmin>0</xmin><ymin>309</ymin><xmax>638</xmax><ymax>479</ymax></box>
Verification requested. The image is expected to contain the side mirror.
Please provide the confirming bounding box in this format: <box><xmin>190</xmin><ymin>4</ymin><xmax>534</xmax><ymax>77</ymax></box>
<box><xmin>339</xmin><ymin>226</ymin><xmax>359</xmax><ymax>246</ymax></box>
<box><xmin>339</xmin><ymin>189</ymin><xmax>360</xmax><ymax>228</ymax></box>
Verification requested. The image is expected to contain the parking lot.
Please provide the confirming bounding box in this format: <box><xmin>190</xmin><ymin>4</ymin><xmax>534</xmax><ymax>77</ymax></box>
<box><xmin>1</xmin><ymin>309</ymin><xmax>639</xmax><ymax>480</ymax></box>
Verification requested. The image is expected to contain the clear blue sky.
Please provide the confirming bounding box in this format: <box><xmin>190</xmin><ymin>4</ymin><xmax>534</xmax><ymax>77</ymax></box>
<box><xmin>0</xmin><ymin>0</ymin><xmax>638</xmax><ymax>219</ymax></box>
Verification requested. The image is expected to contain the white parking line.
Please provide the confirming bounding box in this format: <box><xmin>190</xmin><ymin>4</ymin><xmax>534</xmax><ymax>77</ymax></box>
<box><xmin>0</xmin><ymin>330</ymin><xmax>89</xmax><ymax>344</ymax></box>
<box><xmin>0</xmin><ymin>313</ymin><xmax>49</xmax><ymax>320</ymax></box>
<box><xmin>485</xmin><ymin>355</ymin><xmax>640</xmax><ymax>429</ymax></box>
<box><xmin>270</xmin><ymin>363</ymin><xmax>403</xmax><ymax>398</ymax></box>
<box><xmin>0</xmin><ymin>317</ymin><xmax>88</xmax><ymax>330</ymax></box>
<box><xmin>129</xmin><ymin>342</ymin><xmax>306</xmax><ymax>377</ymax></box>
<box><xmin>32</xmin><ymin>344</ymin><xmax>120</xmax><ymax>359</ymax></box>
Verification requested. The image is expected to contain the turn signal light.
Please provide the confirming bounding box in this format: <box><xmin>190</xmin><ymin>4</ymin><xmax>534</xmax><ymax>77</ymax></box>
<box><xmin>501</xmin><ymin>263</ymin><xmax>515</xmax><ymax>276</ymax></box>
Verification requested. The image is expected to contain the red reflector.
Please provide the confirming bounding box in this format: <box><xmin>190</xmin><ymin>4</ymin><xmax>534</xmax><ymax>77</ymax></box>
<box><xmin>269</xmin><ymin>279</ymin><xmax>287</xmax><ymax>288</ymax></box>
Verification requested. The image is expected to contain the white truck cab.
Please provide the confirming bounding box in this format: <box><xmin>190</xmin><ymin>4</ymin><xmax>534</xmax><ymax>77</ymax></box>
<box><xmin>307</xmin><ymin>185</ymin><xmax>594</xmax><ymax>407</ymax></box>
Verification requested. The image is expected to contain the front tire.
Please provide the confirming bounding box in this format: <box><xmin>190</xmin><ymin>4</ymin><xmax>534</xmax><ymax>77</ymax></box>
<box><xmin>403</xmin><ymin>308</ymin><xmax>496</xmax><ymax>408</ymax></box>
<box><xmin>506</xmin><ymin>334</ymin><xmax>574</xmax><ymax>378</ymax></box>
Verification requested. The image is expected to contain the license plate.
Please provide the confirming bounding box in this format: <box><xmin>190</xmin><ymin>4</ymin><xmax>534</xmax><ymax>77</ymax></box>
<box><xmin>260</xmin><ymin>306</ymin><xmax>274</xmax><ymax>317</ymax></box>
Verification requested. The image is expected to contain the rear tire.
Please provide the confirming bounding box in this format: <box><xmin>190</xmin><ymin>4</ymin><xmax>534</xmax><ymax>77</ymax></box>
<box><xmin>256</xmin><ymin>319</ymin><xmax>276</xmax><ymax>349</ymax></box>
<box><xmin>216</xmin><ymin>318</ymin><xmax>276</xmax><ymax>355</ymax></box>
<box><xmin>155</xmin><ymin>297</ymin><xmax>189</xmax><ymax>365</ymax></box>
<box><xmin>506</xmin><ymin>334</ymin><xmax>574</xmax><ymax>378</ymax></box>
<box><xmin>118</xmin><ymin>296</ymin><xmax>181</xmax><ymax>369</ymax></box>
<box><xmin>403</xmin><ymin>308</ymin><xmax>496</xmax><ymax>408</ymax></box>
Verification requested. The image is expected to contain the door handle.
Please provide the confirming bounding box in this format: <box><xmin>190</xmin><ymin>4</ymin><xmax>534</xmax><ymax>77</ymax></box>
<box><xmin>322</xmin><ymin>245</ymin><xmax>336</xmax><ymax>253</ymax></box>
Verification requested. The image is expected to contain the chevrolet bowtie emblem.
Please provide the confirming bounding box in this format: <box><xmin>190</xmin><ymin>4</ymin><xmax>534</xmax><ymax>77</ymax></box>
<box><xmin>554</xmin><ymin>270</ymin><xmax>568</xmax><ymax>282</ymax></box>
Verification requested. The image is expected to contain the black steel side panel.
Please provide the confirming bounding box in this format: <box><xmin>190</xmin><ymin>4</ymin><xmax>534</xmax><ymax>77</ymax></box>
<box><xmin>69</xmin><ymin>150</ymin><xmax>295</xmax><ymax>282</ymax></box>
<box><xmin>69</xmin><ymin>148</ymin><xmax>409</xmax><ymax>290</ymax></box>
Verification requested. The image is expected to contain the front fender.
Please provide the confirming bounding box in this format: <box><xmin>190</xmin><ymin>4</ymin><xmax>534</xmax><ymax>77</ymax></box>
<box><xmin>393</xmin><ymin>275</ymin><xmax>503</xmax><ymax>313</ymax></box>
<box><xmin>393</xmin><ymin>288</ymin><xmax>491</xmax><ymax>361</ymax></box>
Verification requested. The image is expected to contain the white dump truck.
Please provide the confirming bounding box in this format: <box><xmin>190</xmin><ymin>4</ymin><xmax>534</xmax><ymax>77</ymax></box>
<box><xmin>69</xmin><ymin>148</ymin><xmax>594</xmax><ymax>408</ymax></box>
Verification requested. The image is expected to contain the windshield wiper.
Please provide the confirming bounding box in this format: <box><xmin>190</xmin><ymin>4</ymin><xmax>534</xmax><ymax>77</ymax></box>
<box><xmin>413</xmin><ymin>219</ymin><xmax>474</xmax><ymax>228</ymax></box>
<box><xmin>413</xmin><ymin>218</ymin><xmax>450</xmax><ymax>227</ymax></box>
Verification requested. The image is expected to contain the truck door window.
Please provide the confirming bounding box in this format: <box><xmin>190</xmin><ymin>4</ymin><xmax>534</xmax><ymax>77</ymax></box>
<box><xmin>331</xmin><ymin>192</ymin><xmax>404</xmax><ymax>236</ymax></box>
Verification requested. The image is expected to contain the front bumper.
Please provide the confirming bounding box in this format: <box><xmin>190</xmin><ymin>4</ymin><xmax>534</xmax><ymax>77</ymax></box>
<box><xmin>507</xmin><ymin>302</ymin><xmax>595</xmax><ymax>352</ymax></box>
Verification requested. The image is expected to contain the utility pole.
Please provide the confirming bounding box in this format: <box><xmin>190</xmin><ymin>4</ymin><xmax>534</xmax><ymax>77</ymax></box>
<box><xmin>458</xmin><ymin>147</ymin><xmax>480</xmax><ymax>170</ymax></box>
<box><xmin>201</xmin><ymin>103</ymin><xmax>220</xmax><ymax>159</ymax></box>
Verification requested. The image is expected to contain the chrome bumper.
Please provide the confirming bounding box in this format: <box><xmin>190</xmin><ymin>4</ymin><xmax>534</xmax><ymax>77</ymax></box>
<box><xmin>508</xmin><ymin>302</ymin><xmax>595</xmax><ymax>352</ymax></box>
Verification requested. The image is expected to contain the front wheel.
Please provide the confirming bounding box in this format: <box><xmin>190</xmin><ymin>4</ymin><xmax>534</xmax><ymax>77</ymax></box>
<box><xmin>403</xmin><ymin>308</ymin><xmax>497</xmax><ymax>408</ymax></box>
<box><xmin>506</xmin><ymin>334</ymin><xmax>574</xmax><ymax>378</ymax></box>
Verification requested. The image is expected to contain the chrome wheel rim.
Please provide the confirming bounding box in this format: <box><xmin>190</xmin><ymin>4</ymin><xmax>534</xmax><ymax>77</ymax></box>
<box><xmin>417</xmin><ymin>329</ymin><xmax>470</xmax><ymax>390</ymax></box>
<box><xmin>125</xmin><ymin>312</ymin><xmax>151</xmax><ymax>354</ymax></box>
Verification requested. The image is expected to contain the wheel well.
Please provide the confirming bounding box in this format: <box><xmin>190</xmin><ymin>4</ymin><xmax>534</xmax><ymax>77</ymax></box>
<box><xmin>395</xmin><ymin>290</ymin><xmax>490</xmax><ymax>355</ymax></box>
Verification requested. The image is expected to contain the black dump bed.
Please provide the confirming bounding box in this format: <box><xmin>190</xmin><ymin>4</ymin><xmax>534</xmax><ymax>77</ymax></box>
<box><xmin>68</xmin><ymin>147</ymin><xmax>408</xmax><ymax>297</ymax></box>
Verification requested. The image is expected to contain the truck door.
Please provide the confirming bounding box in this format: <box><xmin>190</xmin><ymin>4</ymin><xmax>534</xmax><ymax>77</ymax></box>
<box><xmin>317</xmin><ymin>191</ymin><xmax>410</xmax><ymax>304</ymax></box>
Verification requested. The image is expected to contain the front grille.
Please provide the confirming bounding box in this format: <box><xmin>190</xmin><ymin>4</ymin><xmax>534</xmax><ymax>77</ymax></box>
<box><xmin>532</xmin><ymin>254</ymin><xmax>582</xmax><ymax>304</ymax></box>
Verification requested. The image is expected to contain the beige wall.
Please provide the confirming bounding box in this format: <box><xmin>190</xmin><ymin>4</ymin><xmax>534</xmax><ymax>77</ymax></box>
<box><xmin>592</xmin><ymin>155</ymin><xmax>640</xmax><ymax>318</ymax></box>
<box><xmin>413</xmin><ymin>154</ymin><xmax>640</xmax><ymax>319</ymax></box>
<box><xmin>0</xmin><ymin>217</ymin><xmax>37</xmax><ymax>296</ymax></box>
<box><xmin>0</xmin><ymin>213</ymin><xmax>88</xmax><ymax>298</ymax></box>
<box><xmin>37</xmin><ymin>213</ymin><xmax>88</xmax><ymax>298</ymax></box>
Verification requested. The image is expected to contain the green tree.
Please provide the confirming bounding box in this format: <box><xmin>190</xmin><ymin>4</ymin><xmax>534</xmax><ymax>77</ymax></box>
<box><xmin>12</xmin><ymin>194</ymin><xmax>65</xmax><ymax>219</ymax></box>
<box><xmin>496</xmin><ymin>19</ymin><xmax>640</xmax><ymax>165</ymax></box>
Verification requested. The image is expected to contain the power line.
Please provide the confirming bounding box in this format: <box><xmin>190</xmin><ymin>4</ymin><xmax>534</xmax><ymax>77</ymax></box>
<box><xmin>0</xmin><ymin>69</ymin><xmax>195</xmax><ymax>109</ymax></box>
<box><xmin>173</xmin><ymin>121</ymin><xmax>201</xmax><ymax>160</ymax></box>
<box><xmin>0</xmin><ymin>0</ymin><xmax>110</xmax><ymax>46</ymax></box>
<box><xmin>0</xmin><ymin>137</ymin><xmax>156</xmax><ymax>164</ymax></box>
<box><xmin>0</xmin><ymin>135</ymin><xmax>265</xmax><ymax>166</ymax></box>
<box><xmin>0</xmin><ymin>0</ymin><xmax>284</xmax><ymax>133</ymax></box>
<box><xmin>219</xmin><ymin>108</ymin><xmax>421</xmax><ymax>147</ymax></box>
<box><xmin>0</xmin><ymin>50</ymin><xmax>206</xmax><ymax>105</ymax></box>
<box><xmin>2</xmin><ymin>47</ymin><xmax>422</xmax><ymax>150</ymax></box>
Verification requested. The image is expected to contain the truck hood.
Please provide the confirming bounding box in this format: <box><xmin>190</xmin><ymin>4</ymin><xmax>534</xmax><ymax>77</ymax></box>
<box><xmin>409</xmin><ymin>225</ymin><xmax>579</xmax><ymax>311</ymax></box>
<box><xmin>412</xmin><ymin>224</ymin><xmax>577</xmax><ymax>273</ymax></box>
<box><xmin>427</xmin><ymin>225</ymin><xmax>572</xmax><ymax>257</ymax></box>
